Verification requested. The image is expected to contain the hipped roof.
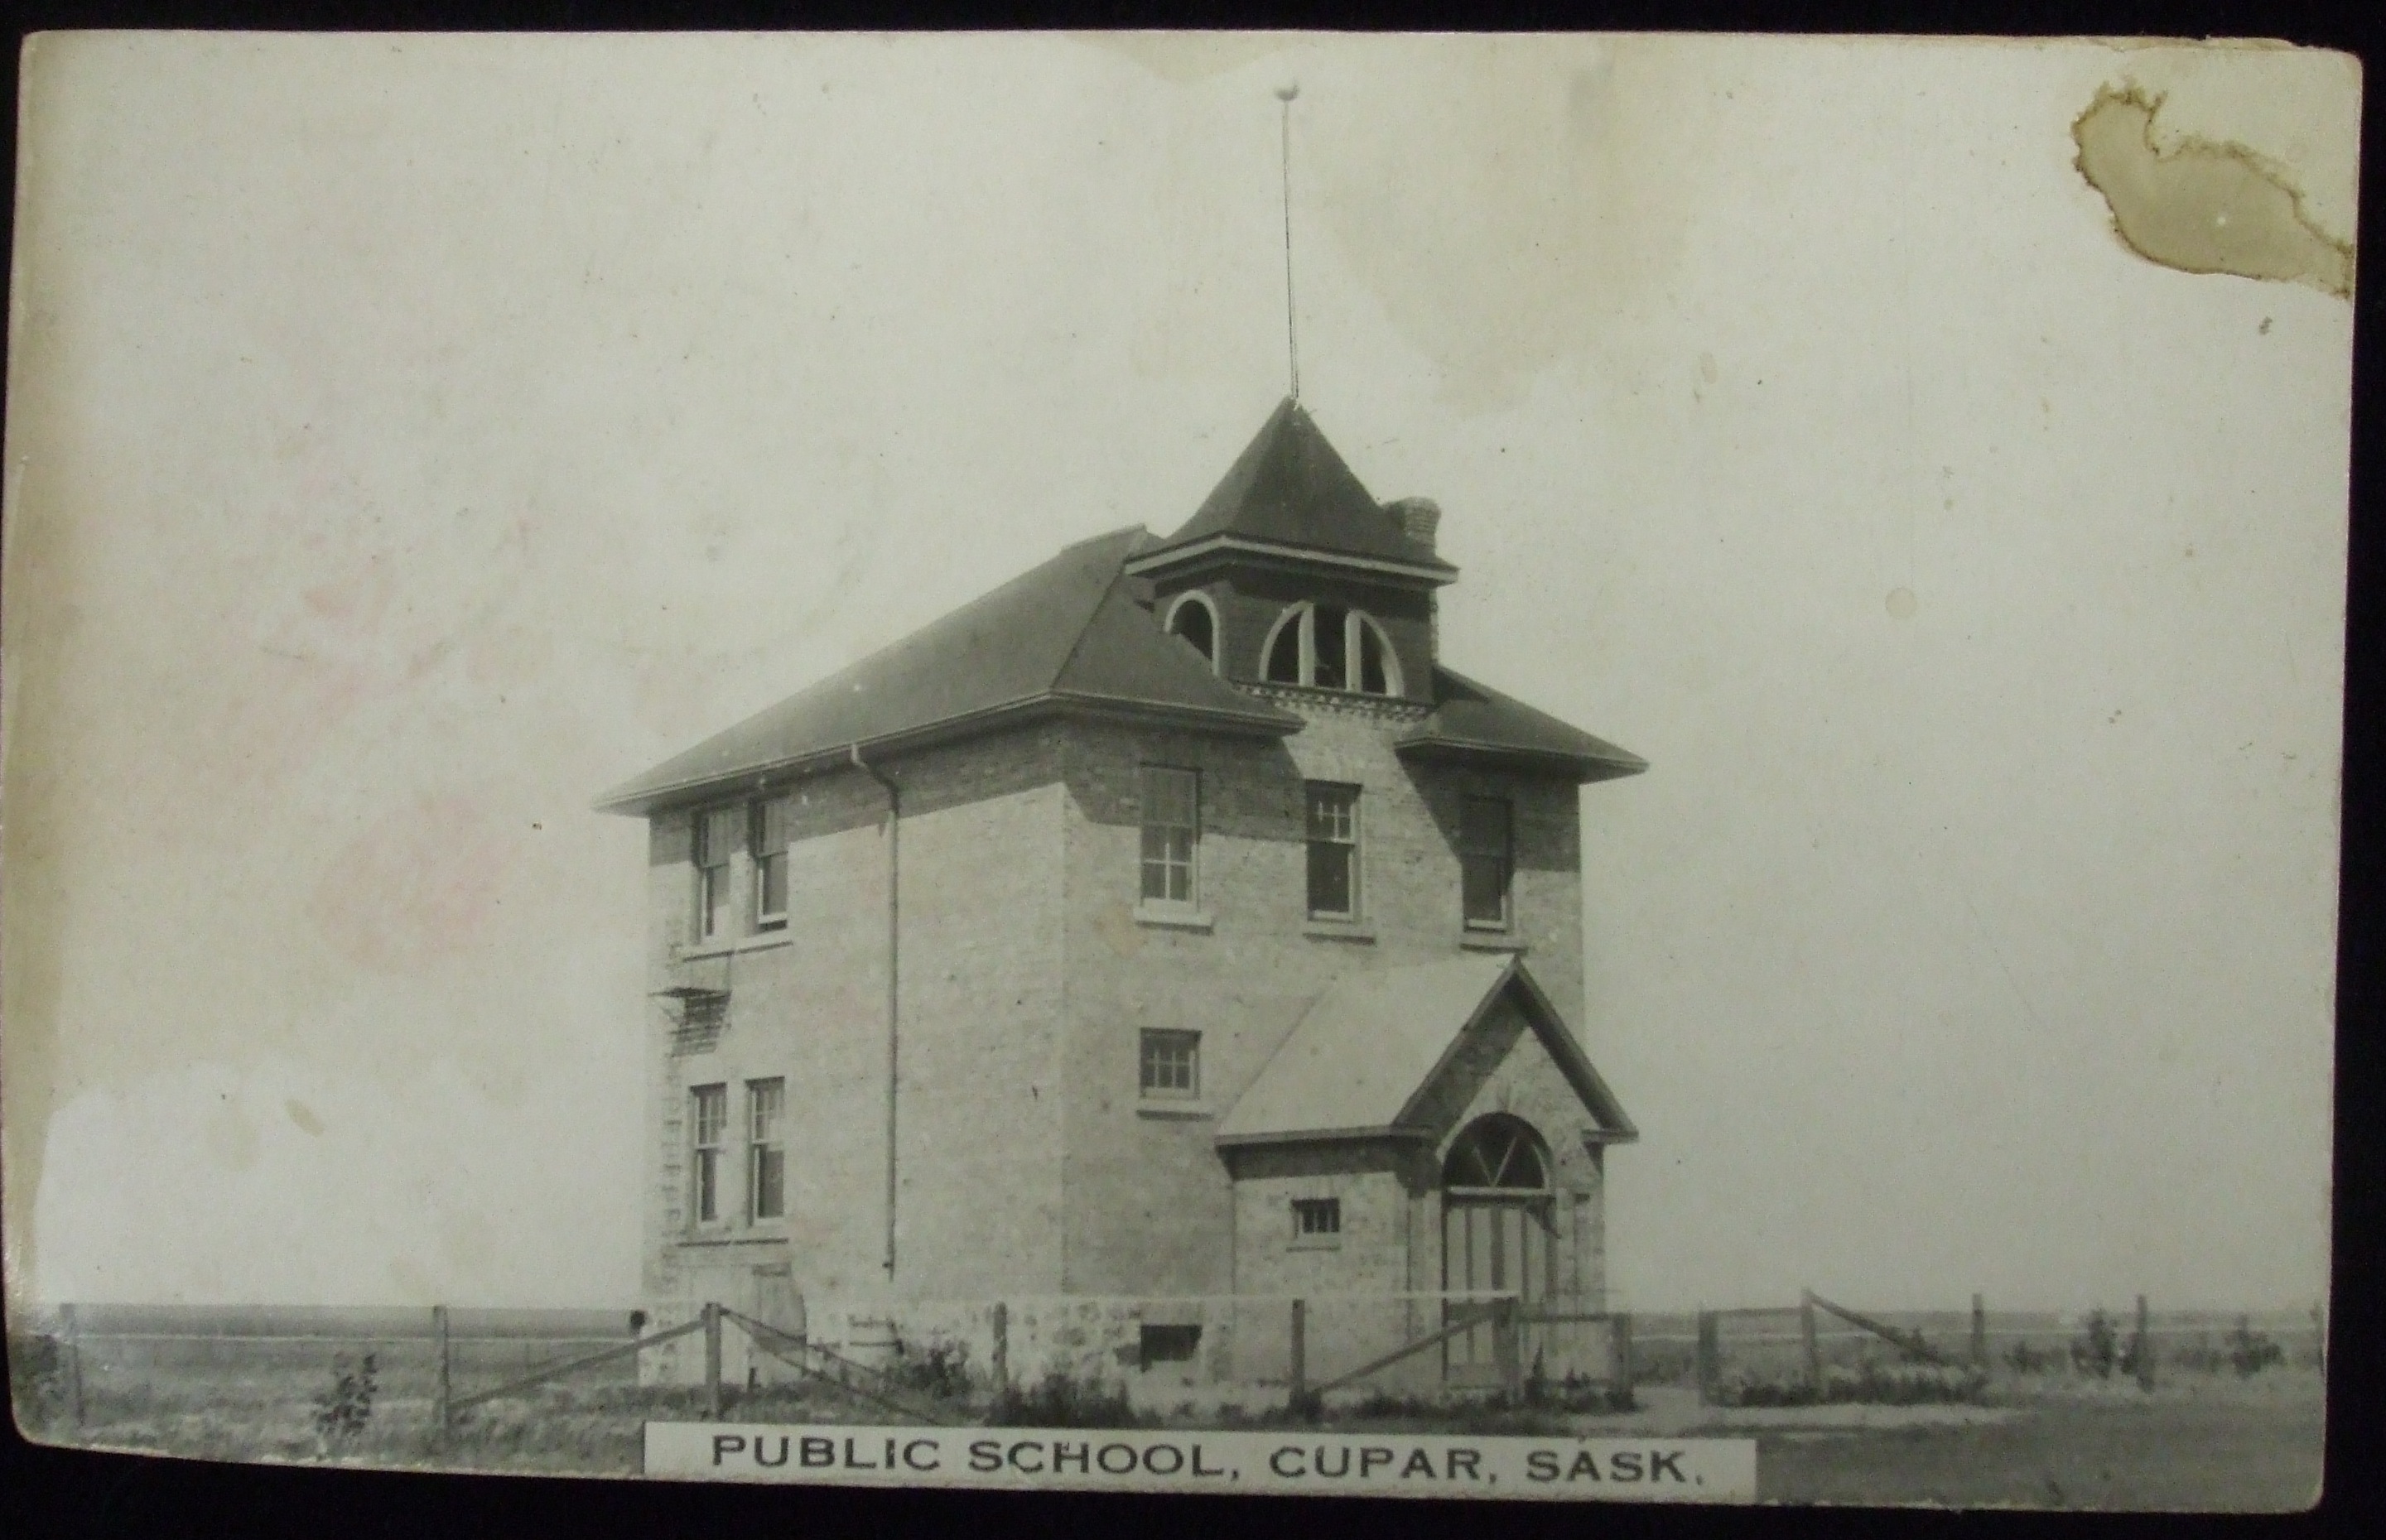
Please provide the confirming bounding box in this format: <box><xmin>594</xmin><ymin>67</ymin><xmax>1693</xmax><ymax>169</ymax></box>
<box><xmin>599</xmin><ymin>403</ymin><xmax>1646</xmax><ymax>813</ymax></box>
<box><xmin>1397</xmin><ymin>667</ymin><xmax>1650</xmax><ymax>785</ymax></box>
<box><xmin>595</xmin><ymin>527</ymin><xmax>1300</xmax><ymax>815</ymax></box>
<box><xmin>1216</xmin><ymin>954</ymin><xmax>1637</xmax><ymax>1148</ymax></box>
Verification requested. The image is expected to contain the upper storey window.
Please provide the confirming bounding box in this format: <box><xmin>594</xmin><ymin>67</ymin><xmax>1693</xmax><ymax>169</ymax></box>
<box><xmin>1161</xmin><ymin>592</ymin><xmax>1220</xmax><ymax>671</ymax></box>
<box><xmin>1260</xmin><ymin>604</ymin><xmax>1402</xmax><ymax>696</ymax></box>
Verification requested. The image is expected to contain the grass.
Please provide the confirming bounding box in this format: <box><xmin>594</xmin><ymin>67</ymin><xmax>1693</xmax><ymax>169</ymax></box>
<box><xmin>14</xmin><ymin>1340</ymin><xmax>2325</xmax><ymax>1507</ymax></box>
<box><xmin>1753</xmin><ymin>1370</ymin><xmax>2325</xmax><ymax>1509</ymax></box>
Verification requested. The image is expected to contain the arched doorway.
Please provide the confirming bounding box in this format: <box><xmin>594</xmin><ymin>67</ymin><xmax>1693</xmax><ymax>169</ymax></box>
<box><xmin>1440</xmin><ymin>1114</ymin><xmax>1556</xmax><ymax>1384</ymax></box>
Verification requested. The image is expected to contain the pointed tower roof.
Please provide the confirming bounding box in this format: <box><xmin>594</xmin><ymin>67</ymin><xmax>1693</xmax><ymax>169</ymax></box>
<box><xmin>1126</xmin><ymin>397</ymin><xmax>1458</xmax><ymax>583</ymax></box>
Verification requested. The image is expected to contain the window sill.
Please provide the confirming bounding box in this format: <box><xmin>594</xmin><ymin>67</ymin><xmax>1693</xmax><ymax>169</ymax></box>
<box><xmin>1136</xmin><ymin>1101</ymin><xmax>1214</xmax><ymax>1120</ymax></box>
<box><xmin>676</xmin><ymin>931</ymin><xmax>795</xmax><ymax>962</ymax></box>
<box><xmin>677</xmin><ymin>1229</ymin><xmax>788</xmax><ymax>1248</ymax></box>
<box><xmin>1460</xmin><ymin>931</ymin><xmax>1529</xmax><ymax>954</ymax></box>
<box><xmin>1289</xmin><ymin>1238</ymin><xmax>1344</xmax><ymax>1253</ymax></box>
<box><xmin>1133</xmin><ymin>904</ymin><xmax>1215</xmax><ymax>933</ymax></box>
<box><xmin>1303</xmin><ymin>920</ymin><xmax>1376</xmax><ymax>943</ymax></box>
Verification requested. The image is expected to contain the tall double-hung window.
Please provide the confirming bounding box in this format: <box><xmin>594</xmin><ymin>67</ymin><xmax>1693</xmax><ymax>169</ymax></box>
<box><xmin>1140</xmin><ymin>767</ymin><xmax>1200</xmax><ymax>907</ymax></box>
<box><xmin>1305</xmin><ymin>782</ymin><xmax>1362</xmax><ymax>920</ymax></box>
<box><xmin>695</xmin><ymin>807</ymin><xmax>740</xmax><ymax>941</ymax></box>
<box><xmin>1460</xmin><ymin>796</ymin><xmax>1513</xmax><ymax>930</ymax></box>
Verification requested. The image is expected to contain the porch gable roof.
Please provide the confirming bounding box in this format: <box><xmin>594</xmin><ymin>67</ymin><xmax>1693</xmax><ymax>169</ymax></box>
<box><xmin>1215</xmin><ymin>955</ymin><xmax>1636</xmax><ymax>1149</ymax></box>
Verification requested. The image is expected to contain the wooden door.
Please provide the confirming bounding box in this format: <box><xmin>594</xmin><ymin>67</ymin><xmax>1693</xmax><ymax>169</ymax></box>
<box><xmin>1443</xmin><ymin>1197</ymin><xmax>1552</xmax><ymax>1384</ymax></box>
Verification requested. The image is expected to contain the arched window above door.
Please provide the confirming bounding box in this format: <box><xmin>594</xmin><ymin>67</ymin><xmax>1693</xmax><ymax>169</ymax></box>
<box><xmin>1442</xmin><ymin>1114</ymin><xmax>1550</xmax><ymax>1191</ymax></box>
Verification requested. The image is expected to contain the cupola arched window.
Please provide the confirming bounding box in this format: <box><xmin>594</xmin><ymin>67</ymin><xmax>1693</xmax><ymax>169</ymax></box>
<box><xmin>1160</xmin><ymin>591</ymin><xmax>1220</xmax><ymax>672</ymax></box>
<box><xmin>1260</xmin><ymin>603</ymin><xmax>1403</xmax><ymax>696</ymax></box>
<box><xmin>1442</xmin><ymin>1114</ymin><xmax>1550</xmax><ymax>1192</ymax></box>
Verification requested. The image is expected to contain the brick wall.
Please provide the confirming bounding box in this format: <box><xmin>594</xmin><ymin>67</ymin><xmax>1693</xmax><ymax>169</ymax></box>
<box><xmin>637</xmin><ymin>691</ymin><xmax>1610</xmax><ymax>1346</ymax></box>
<box><xmin>641</xmin><ymin>725</ymin><xmax>1072</xmax><ymax>1326</ymax></box>
<box><xmin>1410</xmin><ymin>991</ymin><xmax>1611</xmax><ymax>1307</ymax></box>
<box><xmin>1054</xmin><ymin>695</ymin><xmax>1596</xmax><ymax>1298</ymax></box>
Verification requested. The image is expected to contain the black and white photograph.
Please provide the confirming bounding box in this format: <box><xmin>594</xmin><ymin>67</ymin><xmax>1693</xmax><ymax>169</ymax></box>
<box><xmin>0</xmin><ymin>30</ymin><xmax>2356</xmax><ymax>1509</ymax></box>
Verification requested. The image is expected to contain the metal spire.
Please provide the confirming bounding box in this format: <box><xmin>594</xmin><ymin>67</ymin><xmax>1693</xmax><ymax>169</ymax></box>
<box><xmin>1276</xmin><ymin>83</ymin><xmax>1300</xmax><ymax>402</ymax></box>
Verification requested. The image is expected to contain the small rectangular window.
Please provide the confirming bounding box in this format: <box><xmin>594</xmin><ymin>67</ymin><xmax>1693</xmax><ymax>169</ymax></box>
<box><xmin>690</xmin><ymin>1084</ymin><xmax>728</xmax><ymax>1224</ymax></box>
<box><xmin>746</xmin><ymin>1077</ymin><xmax>785</xmax><ymax>1221</ymax></box>
<box><xmin>1139</xmin><ymin>1029</ymin><xmax>1200</xmax><ymax>1100</ymax></box>
<box><xmin>1460</xmin><ymin>796</ymin><xmax>1513</xmax><ymax>930</ymax></box>
<box><xmin>1292</xmin><ymin>1197</ymin><xmax>1342</xmax><ymax>1239</ymax></box>
<box><xmin>752</xmin><ymin>797</ymin><xmax>792</xmax><ymax>929</ymax></box>
<box><xmin>1305</xmin><ymin>782</ymin><xmax>1361</xmax><ymax>919</ymax></box>
<box><xmin>696</xmin><ymin>806</ymin><xmax>740</xmax><ymax>941</ymax></box>
<box><xmin>1139</xmin><ymin>767</ymin><xmax>1199</xmax><ymax>907</ymax></box>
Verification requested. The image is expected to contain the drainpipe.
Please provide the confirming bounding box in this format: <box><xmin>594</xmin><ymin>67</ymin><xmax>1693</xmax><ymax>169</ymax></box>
<box><xmin>851</xmin><ymin>744</ymin><xmax>900</xmax><ymax>1282</ymax></box>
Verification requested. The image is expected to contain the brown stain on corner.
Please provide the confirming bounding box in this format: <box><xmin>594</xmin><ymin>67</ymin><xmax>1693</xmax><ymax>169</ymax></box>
<box><xmin>2072</xmin><ymin>84</ymin><xmax>2354</xmax><ymax>299</ymax></box>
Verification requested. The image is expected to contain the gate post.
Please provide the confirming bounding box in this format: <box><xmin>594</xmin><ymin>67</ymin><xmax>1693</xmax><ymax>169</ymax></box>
<box><xmin>1289</xmin><ymin>1298</ymin><xmax>1307</xmax><ymax>1401</ymax></box>
<box><xmin>1610</xmin><ymin>1313</ymin><xmax>1635</xmax><ymax>1405</ymax></box>
<box><xmin>1494</xmin><ymin>1297</ymin><xmax>1522</xmax><ymax>1398</ymax></box>
<box><xmin>2133</xmin><ymin>1295</ymin><xmax>2155</xmax><ymax>1392</ymax></box>
<box><xmin>1970</xmin><ymin>1293</ymin><xmax>1988</xmax><ymax>1372</ymax></box>
<box><xmin>1800</xmin><ymin>1292</ymin><xmax>1824</xmax><ymax>1399</ymax></box>
<box><xmin>431</xmin><ymin>1305</ymin><xmax>452</xmax><ymax>1444</ymax></box>
<box><xmin>1694</xmin><ymin>1310</ymin><xmax>1722</xmax><ymax>1405</ymax></box>
<box><xmin>60</xmin><ymin>1303</ymin><xmax>85</xmax><ymax>1430</ymax></box>
<box><xmin>991</xmin><ymin>1302</ymin><xmax>1010</xmax><ymax>1396</ymax></box>
<box><xmin>703</xmin><ymin>1302</ymin><xmax>724</xmax><ymax>1420</ymax></box>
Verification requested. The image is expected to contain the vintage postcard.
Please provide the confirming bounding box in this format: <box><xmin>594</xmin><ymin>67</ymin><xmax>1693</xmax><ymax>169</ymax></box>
<box><xmin>1</xmin><ymin>31</ymin><xmax>2354</xmax><ymax>1509</ymax></box>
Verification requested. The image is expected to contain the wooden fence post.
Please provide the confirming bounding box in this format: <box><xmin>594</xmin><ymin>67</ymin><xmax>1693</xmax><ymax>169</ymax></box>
<box><xmin>1970</xmin><ymin>1294</ymin><xmax>1988</xmax><ymax>1372</ymax></box>
<box><xmin>60</xmin><ymin>1303</ymin><xmax>85</xmax><ymax>1430</ymax></box>
<box><xmin>1495</xmin><ymin>1297</ymin><xmax>1522</xmax><ymax>1398</ymax></box>
<box><xmin>991</xmin><ymin>1302</ymin><xmax>1010</xmax><ymax>1396</ymax></box>
<box><xmin>1288</xmin><ymin>1298</ymin><xmax>1307</xmax><ymax>1402</ymax></box>
<box><xmin>2133</xmin><ymin>1295</ymin><xmax>2155</xmax><ymax>1392</ymax></box>
<box><xmin>1610</xmin><ymin>1313</ymin><xmax>1635</xmax><ymax>1404</ymax></box>
<box><xmin>431</xmin><ymin>1305</ymin><xmax>452</xmax><ymax>1442</ymax></box>
<box><xmin>1694</xmin><ymin>1310</ymin><xmax>1721</xmax><ymax>1405</ymax></box>
<box><xmin>703</xmin><ymin>1302</ymin><xmax>724</xmax><ymax>1420</ymax></box>
<box><xmin>1800</xmin><ymin>1292</ymin><xmax>1824</xmax><ymax>1398</ymax></box>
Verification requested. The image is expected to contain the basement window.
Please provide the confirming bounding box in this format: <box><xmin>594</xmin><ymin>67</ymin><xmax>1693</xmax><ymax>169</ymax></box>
<box><xmin>1140</xmin><ymin>1324</ymin><xmax>1202</xmax><ymax>1368</ymax></box>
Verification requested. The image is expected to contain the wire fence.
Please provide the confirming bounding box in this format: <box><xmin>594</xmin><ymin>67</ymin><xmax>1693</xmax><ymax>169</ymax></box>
<box><xmin>9</xmin><ymin>1292</ymin><xmax>2328</xmax><ymax>1436</ymax></box>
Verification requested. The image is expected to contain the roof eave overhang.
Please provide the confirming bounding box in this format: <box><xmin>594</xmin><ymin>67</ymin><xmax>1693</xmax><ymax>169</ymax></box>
<box><xmin>1395</xmin><ymin>735</ymin><xmax>1650</xmax><ymax>786</ymax></box>
<box><xmin>1125</xmin><ymin>533</ymin><xmax>1458</xmax><ymax>590</ymax></box>
<box><xmin>595</xmin><ymin>691</ymin><xmax>1303</xmax><ymax>817</ymax></box>
<box><xmin>1214</xmin><ymin>1124</ymin><xmax>1439</xmax><ymax>1150</ymax></box>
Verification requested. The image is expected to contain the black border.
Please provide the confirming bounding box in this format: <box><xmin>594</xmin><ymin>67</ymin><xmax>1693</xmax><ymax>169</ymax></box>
<box><xmin>2</xmin><ymin>2</ymin><xmax>2377</xmax><ymax>1536</ymax></box>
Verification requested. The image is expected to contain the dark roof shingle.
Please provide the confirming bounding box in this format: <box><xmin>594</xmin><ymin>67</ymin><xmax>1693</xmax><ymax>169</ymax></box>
<box><xmin>595</xmin><ymin>527</ymin><xmax>1299</xmax><ymax>814</ymax></box>
<box><xmin>1216</xmin><ymin>953</ymin><xmax>1636</xmax><ymax>1147</ymax></box>
<box><xmin>1397</xmin><ymin>666</ymin><xmax>1648</xmax><ymax>785</ymax></box>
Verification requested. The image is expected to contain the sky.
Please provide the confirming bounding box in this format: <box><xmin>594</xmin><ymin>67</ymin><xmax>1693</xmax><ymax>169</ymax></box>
<box><xmin>2</xmin><ymin>32</ymin><xmax>2356</xmax><ymax>1314</ymax></box>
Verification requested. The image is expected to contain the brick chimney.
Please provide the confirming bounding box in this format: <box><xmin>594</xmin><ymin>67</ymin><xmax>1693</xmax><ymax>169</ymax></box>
<box><xmin>1391</xmin><ymin>497</ymin><xmax>1441</xmax><ymax>552</ymax></box>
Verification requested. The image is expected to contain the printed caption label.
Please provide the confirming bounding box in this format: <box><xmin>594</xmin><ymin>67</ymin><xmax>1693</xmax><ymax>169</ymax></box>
<box><xmin>645</xmin><ymin>1422</ymin><xmax>1757</xmax><ymax>1500</ymax></box>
